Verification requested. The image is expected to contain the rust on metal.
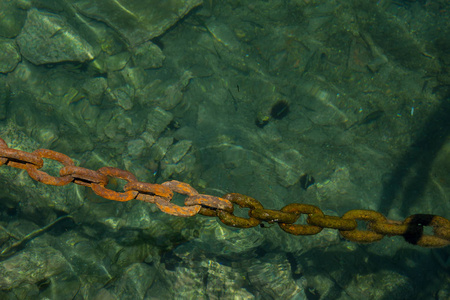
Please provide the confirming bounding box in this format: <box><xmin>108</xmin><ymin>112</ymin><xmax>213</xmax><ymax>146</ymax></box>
<box><xmin>224</xmin><ymin>193</ymin><xmax>264</xmax><ymax>210</ymax></box>
<box><xmin>0</xmin><ymin>148</ymin><xmax>44</xmax><ymax>170</ymax></box>
<box><xmin>0</xmin><ymin>138</ymin><xmax>7</xmax><ymax>148</ymax></box>
<box><xmin>162</xmin><ymin>180</ymin><xmax>198</xmax><ymax>196</ymax></box>
<box><xmin>198</xmin><ymin>207</ymin><xmax>217</xmax><ymax>217</ymax></box>
<box><xmin>0</xmin><ymin>136</ymin><xmax>449</xmax><ymax>248</ymax></box>
<box><xmin>60</xmin><ymin>165</ymin><xmax>108</xmax><ymax>187</ymax></box>
<box><xmin>125</xmin><ymin>181</ymin><xmax>173</xmax><ymax>199</ymax></box>
<box><xmin>340</xmin><ymin>210</ymin><xmax>386</xmax><ymax>243</ymax></box>
<box><xmin>401</xmin><ymin>214</ymin><xmax>450</xmax><ymax>248</ymax></box>
<box><xmin>369</xmin><ymin>221</ymin><xmax>410</xmax><ymax>236</ymax></box>
<box><xmin>404</xmin><ymin>214</ymin><xmax>450</xmax><ymax>239</ymax></box>
<box><xmin>308</xmin><ymin>214</ymin><xmax>357</xmax><ymax>231</ymax></box>
<box><xmin>91</xmin><ymin>167</ymin><xmax>139</xmax><ymax>201</ymax></box>
<box><xmin>0</xmin><ymin>138</ymin><xmax>8</xmax><ymax>165</ymax></box>
<box><xmin>185</xmin><ymin>194</ymin><xmax>234</xmax><ymax>213</ymax></box>
<box><xmin>91</xmin><ymin>183</ymin><xmax>138</xmax><ymax>202</ymax></box>
<box><xmin>133</xmin><ymin>194</ymin><xmax>159</xmax><ymax>204</ymax></box>
<box><xmin>97</xmin><ymin>167</ymin><xmax>137</xmax><ymax>183</ymax></box>
<box><xmin>278</xmin><ymin>203</ymin><xmax>324</xmax><ymax>235</ymax></box>
<box><xmin>26</xmin><ymin>149</ymin><xmax>75</xmax><ymax>186</ymax></box>
<box><xmin>217</xmin><ymin>210</ymin><xmax>262</xmax><ymax>228</ymax></box>
<box><xmin>154</xmin><ymin>196</ymin><xmax>201</xmax><ymax>217</ymax></box>
<box><xmin>250</xmin><ymin>208</ymin><xmax>298</xmax><ymax>224</ymax></box>
<box><xmin>218</xmin><ymin>193</ymin><xmax>263</xmax><ymax>228</ymax></box>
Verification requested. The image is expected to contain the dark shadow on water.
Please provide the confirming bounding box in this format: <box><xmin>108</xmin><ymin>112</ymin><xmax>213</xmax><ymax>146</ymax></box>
<box><xmin>297</xmin><ymin>243</ymin><xmax>442</xmax><ymax>299</ymax></box>
<box><xmin>378</xmin><ymin>96</ymin><xmax>450</xmax><ymax>217</ymax></box>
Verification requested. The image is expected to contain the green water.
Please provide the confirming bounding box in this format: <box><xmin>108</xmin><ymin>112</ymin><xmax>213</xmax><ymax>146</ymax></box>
<box><xmin>0</xmin><ymin>0</ymin><xmax>449</xmax><ymax>299</ymax></box>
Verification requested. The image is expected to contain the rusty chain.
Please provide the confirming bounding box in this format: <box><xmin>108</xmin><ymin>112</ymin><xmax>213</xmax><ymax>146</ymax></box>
<box><xmin>0</xmin><ymin>137</ymin><xmax>449</xmax><ymax>248</ymax></box>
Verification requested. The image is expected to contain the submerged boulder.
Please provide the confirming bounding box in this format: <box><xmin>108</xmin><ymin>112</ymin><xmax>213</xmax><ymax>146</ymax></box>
<box><xmin>16</xmin><ymin>9</ymin><xmax>95</xmax><ymax>65</ymax></box>
<box><xmin>72</xmin><ymin>0</ymin><xmax>203</xmax><ymax>47</ymax></box>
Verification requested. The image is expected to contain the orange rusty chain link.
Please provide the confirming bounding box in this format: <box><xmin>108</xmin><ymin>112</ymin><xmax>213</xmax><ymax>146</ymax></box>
<box><xmin>0</xmin><ymin>137</ymin><xmax>449</xmax><ymax>248</ymax></box>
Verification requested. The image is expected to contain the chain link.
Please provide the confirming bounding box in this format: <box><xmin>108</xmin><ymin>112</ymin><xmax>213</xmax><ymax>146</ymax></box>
<box><xmin>26</xmin><ymin>149</ymin><xmax>74</xmax><ymax>186</ymax></box>
<box><xmin>0</xmin><ymin>137</ymin><xmax>448</xmax><ymax>248</ymax></box>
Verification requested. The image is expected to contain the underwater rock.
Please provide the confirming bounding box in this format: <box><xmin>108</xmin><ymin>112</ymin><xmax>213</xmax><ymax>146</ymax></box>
<box><xmin>113</xmin><ymin>85</ymin><xmax>134</xmax><ymax>110</ymax></box>
<box><xmin>0</xmin><ymin>78</ymin><xmax>9</xmax><ymax>120</ymax></box>
<box><xmin>155</xmin><ymin>265</ymin><xmax>208</xmax><ymax>298</ymax></box>
<box><xmin>127</xmin><ymin>138</ymin><xmax>146</xmax><ymax>158</ymax></box>
<box><xmin>38</xmin><ymin>273</ymin><xmax>80</xmax><ymax>300</ymax></box>
<box><xmin>273</xmin><ymin>149</ymin><xmax>305</xmax><ymax>187</ymax></box>
<box><xmin>82</xmin><ymin>77</ymin><xmax>107</xmax><ymax>106</ymax></box>
<box><xmin>110</xmin><ymin>263</ymin><xmax>157</xmax><ymax>299</ymax></box>
<box><xmin>164</xmin><ymin>153</ymin><xmax>196</xmax><ymax>179</ymax></box>
<box><xmin>102</xmin><ymin>110</ymin><xmax>135</xmax><ymax>140</ymax></box>
<box><xmin>140</xmin><ymin>131</ymin><xmax>156</xmax><ymax>148</ymax></box>
<box><xmin>16</xmin><ymin>9</ymin><xmax>95</xmax><ymax>65</ymax></box>
<box><xmin>32</xmin><ymin>126</ymin><xmax>59</xmax><ymax>149</ymax></box>
<box><xmin>0</xmin><ymin>230</ymin><xmax>8</xmax><ymax>249</ymax></box>
<box><xmin>55</xmin><ymin>231</ymin><xmax>117</xmax><ymax>283</ymax></box>
<box><xmin>315</xmin><ymin>166</ymin><xmax>364</xmax><ymax>211</ymax></box>
<box><xmin>345</xmin><ymin>270</ymin><xmax>413</xmax><ymax>299</ymax></box>
<box><xmin>164</xmin><ymin>140</ymin><xmax>193</xmax><ymax>164</ymax></box>
<box><xmin>72</xmin><ymin>0</ymin><xmax>203</xmax><ymax>47</ymax></box>
<box><xmin>299</xmin><ymin>81</ymin><xmax>349</xmax><ymax>126</ymax></box>
<box><xmin>246</xmin><ymin>253</ymin><xmax>305</xmax><ymax>299</ymax></box>
<box><xmin>149</xmin><ymin>137</ymin><xmax>174</xmax><ymax>162</ymax></box>
<box><xmin>0</xmin><ymin>39</ymin><xmax>20</xmax><ymax>73</ymax></box>
<box><xmin>175</xmin><ymin>219</ymin><xmax>264</xmax><ymax>258</ymax></box>
<box><xmin>157</xmin><ymin>228</ymin><xmax>257</xmax><ymax>299</ymax></box>
<box><xmin>137</xmin><ymin>71</ymin><xmax>193</xmax><ymax>110</ymax></box>
<box><xmin>160</xmin><ymin>70</ymin><xmax>194</xmax><ymax>110</ymax></box>
<box><xmin>132</xmin><ymin>41</ymin><xmax>165</xmax><ymax>69</ymax></box>
<box><xmin>201</xmin><ymin>260</ymin><xmax>255</xmax><ymax>299</ymax></box>
<box><xmin>146</xmin><ymin>107</ymin><xmax>173</xmax><ymax>140</ymax></box>
<box><xmin>104</xmin><ymin>51</ymin><xmax>130</xmax><ymax>72</ymax></box>
<box><xmin>0</xmin><ymin>247</ymin><xmax>69</xmax><ymax>289</ymax></box>
<box><xmin>122</xmin><ymin>202</ymin><xmax>154</xmax><ymax>229</ymax></box>
<box><xmin>205</xmin><ymin>18</ymin><xmax>241</xmax><ymax>52</ymax></box>
<box><xmin>160</xmin><ymin>140</ymin><xmax>194</xmax><ymax>178</ymax></box>
<box><xmin>121</xmin><ymin>66</ymin><xmax>147</xmax><ymax>89</ymax></box>
<box><xmin>160</xmin><ymin>161</ymin><xmax>185</xmax><ymax>179</ymax></box>
<box><xmin>0</xmin><ymin>1</ymin><xmax>27</xmax><ymax>38</ymax></box>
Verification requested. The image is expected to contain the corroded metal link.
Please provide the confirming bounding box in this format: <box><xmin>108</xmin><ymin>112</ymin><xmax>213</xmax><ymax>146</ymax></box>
<box><xmin>162</xmin><ymin>180</ymin><xmax>198</xmax><ymax>196</ymax></box>
<box><xmin>1</xmin><ymin>137</ymin><xmax>450</xmax><ymax>248</ymax></box>
<box><xmin>125</xmin><ymin>181</ymin><xmax>173</xmax><ymax>200</ymax></box>
<box><xmin>153</xmin><ymin>196</ymin><xmax>201</xmax><ymax>217</ymax></box>
<box><xmin>368</xmin><ymin>214</ymin><xmax>450</xmax><ymax>246</ymax></box>
<box><xmin>413</xmin><ymin>236</ymin><xmax>450</xmax><ymax>248</ymax></box>
<box><xmin>404</xmin><ymin>214</ymin><xmax>450</xmax><ymax>241</ymax></box>
<box><xmin>432</xmin><ymin>217</ymin><xmax>450</xmax><ymax>241</ymax></box>
<box><xmin>217</xmin><ymin>211</ymin><xmax>261</xmax><ymax>228</ymax></box>
<box><xmin>308</xmin><ymin>214</ymin><xmax>357</xmax><ymax>231</ymax></box>
<box><xmin>198</xmin><ymin>207</ymin><xmax>219</xmax><ymax>217</ymax></box>
<box><xmin>279</xmin><ymin>203</ymin><xmax>323</xmax><ymax>235</ymax></box>
<box><xmin>0</xmin><ymin>137</ymin><xmax>7</xmax><ymax>147</ymax></box>
<box><xmin>223</xmin><ymin>193</ymin><xmax>264</xmax><ymax>209</ymax></box>
<box><xmin>185</xmin><ymin>194</ymin><xmax>234</xmax><ymax>214</ymax></box>
<box><xmin>60</xmin><ymin>165</ymin><xmax>108</xmax><ymax>187</ymax></box>
<box><xmin>401</xmin><ymin>214</ymin><xmax>450</xmax><ymax>248</ymax></box>
<box><xmin>0</xmin><ymin>148</ymin><xmax>44</xmax><ymax>170</ymax></box>
<box><xmin>250</xmin><ymin>208</ymin><xmax>298</xmax><ymax>224</ymax></box>
<box><xmin>369</xmin><ymin>222</ymin><xmax>410</xmax><ymax>236</ymax></box>
<box><xmin>0</xmin><ymin>137</ymin><xmax>8</xmax><ymax>165</ymax></box>
<box><xmin>26</xmin><ymin>149</ymin><xmax>75</xmax><ymax>186</ymax></box>
<box><xmin>136</xmin><ymin>195</ymin><xmax>159</xmax><ymax>204</ymax></box>
<box><xmin>91</xmin><ymin>167</ymin><xmax>138</xmax><ymax>202</ymax></box>
<box><xmin>217</xmin><ymin>193</ymin><xmax>263</xmax><ymax>228</ymax></box>
<box><xmin>340</xmin><ymin>210</ymin><xmax>386</xmax><ymax>243</ymax></box>
<box><xmin>152</xmin><ymin>180</ymin><xmax>203</xmax><ymax>217</ymax></box>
